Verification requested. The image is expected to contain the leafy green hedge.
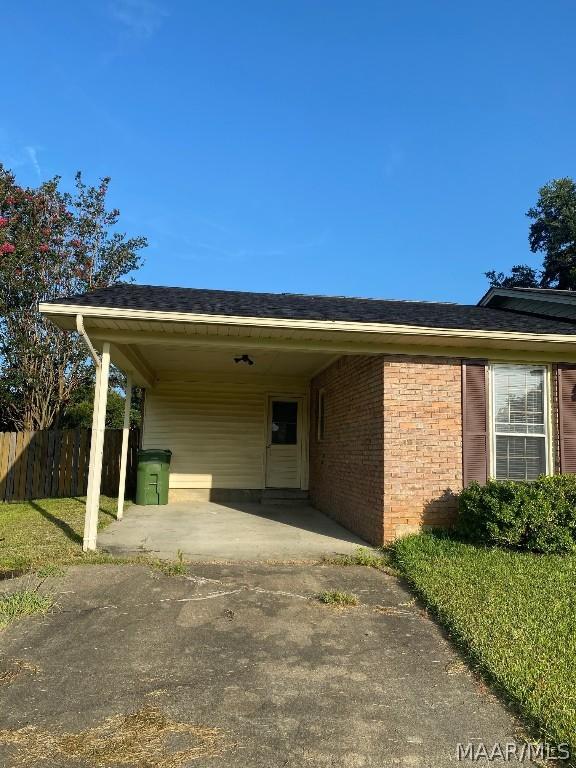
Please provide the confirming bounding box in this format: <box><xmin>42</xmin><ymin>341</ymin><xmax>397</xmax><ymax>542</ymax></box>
<box><xmin>458</xmin><ymin>475</ymin><xmax>576</xmax><ymax>554</ymax></box>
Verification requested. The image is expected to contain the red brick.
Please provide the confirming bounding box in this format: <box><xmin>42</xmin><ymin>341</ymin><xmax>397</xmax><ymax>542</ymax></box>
<box><xmin>310</xmin><ymin>354</ymin><xmax>463</xmax><ymax>545</ymax></box>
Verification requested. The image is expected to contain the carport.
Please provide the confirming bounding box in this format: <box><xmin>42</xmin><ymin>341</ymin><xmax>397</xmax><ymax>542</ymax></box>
<box><xmin>98</xmin><ymin>499</ymin><xmax>368</xmax><ymax>560</ymax></box>
<box><xmin>39</xmin><ymin>285</ymin><xmax>376</xmax><ymax>552</ymax></box>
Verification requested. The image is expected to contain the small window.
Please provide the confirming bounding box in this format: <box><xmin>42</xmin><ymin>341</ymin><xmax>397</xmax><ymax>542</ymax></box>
<box><xmin>271</xmin><ymin>401</ymin><xmax>298</xmax><ymax>445</ymax></box>
<box><xmin>491</xmin><ymin>364</ymin><xmax>548</xmax><ymax>481</ymax></box>
<box><xmin>317</xmin><ymin>389</ymin><xmax>326</xmax><ymax>441</ymax></box>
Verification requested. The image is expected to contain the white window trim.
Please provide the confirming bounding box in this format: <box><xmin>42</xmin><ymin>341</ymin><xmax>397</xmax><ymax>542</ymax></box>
<box><xmin>488</xmin><ymin>362</ymin><xmax>553</xmax><ymax>480</ymax></box>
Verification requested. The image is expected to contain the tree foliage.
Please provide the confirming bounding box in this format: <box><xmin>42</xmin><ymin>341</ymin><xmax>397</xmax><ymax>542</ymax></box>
<box><xmin>59</xmin><ymin>380</ymin><xmax>143</xmax><ymax>430</ymax></box>
<box><xmin>486</xmin><ymin>178</ymin><xmax>576</xmax><ymax>290</ymax></box>
<box><xmin>0</xmin><ymin>165</ymin><xmax>147</xmax><ymax>430</ymax></box>
<box><xmin>484</xmin><ymin>264</ymin><xmax>540</xmax><ymax>289</ymax></box>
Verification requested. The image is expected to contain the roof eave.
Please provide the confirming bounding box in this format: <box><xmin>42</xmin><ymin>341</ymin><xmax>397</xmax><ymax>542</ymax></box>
<box><xmin>479</xmin><ymin>287</ymin><xmax>576</xmax><ymax>308</ymax></box>
<box><xmin>477</xmin><ymin>287</ymin><xmax>499</xmax><ymax>306</ymax></box>
<box><xmin>38</xmin><ymin>301</ymin><xmax>576</xmax><ymax>347</ymax></box>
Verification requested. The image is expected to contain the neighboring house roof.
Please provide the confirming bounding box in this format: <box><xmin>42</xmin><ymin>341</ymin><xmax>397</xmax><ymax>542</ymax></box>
<box><xmin>46</xmin><ymin>283</ymin><xmax>576</xmax><ymax>335</ymax></box>
<box><xmin>479</xmin><ymin>286</ymin><xmax>576</xmax><ymax>323</ymax></box>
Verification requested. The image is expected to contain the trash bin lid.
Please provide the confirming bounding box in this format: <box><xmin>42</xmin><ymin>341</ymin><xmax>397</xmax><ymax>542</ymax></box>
<box><xmin>138</xmin><ymin>448</ymin><xmax>172</xmax><ymax>463</ymax></box>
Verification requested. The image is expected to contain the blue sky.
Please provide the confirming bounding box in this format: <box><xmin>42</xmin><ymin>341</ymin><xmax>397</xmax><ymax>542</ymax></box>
<box><xmin>3</xmin><ymin>1</ymin><xmax>575</xmax><ymax>304</ymax></box>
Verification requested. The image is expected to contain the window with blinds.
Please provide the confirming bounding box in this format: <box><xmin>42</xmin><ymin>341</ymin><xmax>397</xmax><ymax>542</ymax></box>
<box><xmin>491</xmin><ymin>364</ymin><xmax>548</xmax><ymax>481</ymax></box>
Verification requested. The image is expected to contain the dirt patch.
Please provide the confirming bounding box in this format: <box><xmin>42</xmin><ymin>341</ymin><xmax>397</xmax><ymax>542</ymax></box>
<box><xmin>0</xmin><ymin>705</ymin><xmax>230</xmax><ymax>767</ymax></box>
<box><xmin>372</xmin><ymin>605</ymin><xmax>413</xmax><ymax>616</ymax></box>
<box><xmin>0</xmin><ymin>570</ymin><xmax>28</xmax><ymax>582</ymax></box>
<box><xmin>0</xmin><ymin>657</ymin><xmax>39</xmax><ymax>686</ymax></box>
<box><xmin>444</xmin><ymin>660</ymin><xmax>469</xmax><ymax>676</ymax></box>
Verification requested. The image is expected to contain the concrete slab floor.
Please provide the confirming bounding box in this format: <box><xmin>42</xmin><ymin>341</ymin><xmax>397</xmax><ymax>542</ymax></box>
<box><xmin>0</xmin><ymin>564</ymin><xmax>535</xmax><ymax>767</ymax></box>
<box><xmin>98</xmin><ymin>501</ymin><xmax>369</xmax><ymax>560</ymax></box>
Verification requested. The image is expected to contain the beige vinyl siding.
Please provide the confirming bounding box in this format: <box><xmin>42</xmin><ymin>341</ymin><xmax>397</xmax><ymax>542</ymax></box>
<box><xmin>142</xmin><ymin>376</ymin><xmax>308</xmax><ymax>489</ymax></box>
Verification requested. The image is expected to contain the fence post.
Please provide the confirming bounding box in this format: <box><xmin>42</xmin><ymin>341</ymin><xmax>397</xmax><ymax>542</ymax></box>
<box><xmin>0</xmin><ymin>433</ymin><xmax>8</xmax><ymax>502</ymax></box>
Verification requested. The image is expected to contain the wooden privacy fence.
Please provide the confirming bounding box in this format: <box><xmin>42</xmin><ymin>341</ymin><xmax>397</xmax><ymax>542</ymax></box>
<box><xmin>0</xmin><ymin>429</ymin><xmax>140</xmax><ymax>503</ymax></box>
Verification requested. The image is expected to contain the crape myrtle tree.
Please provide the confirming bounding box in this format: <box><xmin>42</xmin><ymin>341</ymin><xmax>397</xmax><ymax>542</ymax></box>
<box><xmin>486</xmin><ymin>178</ymin><xmax>576</xmax><ymax>290</ymax></box>
<box><xmin>0</xmin><ymin>165</ymin><xmax>147</xmax><ymax>430</ymax></box>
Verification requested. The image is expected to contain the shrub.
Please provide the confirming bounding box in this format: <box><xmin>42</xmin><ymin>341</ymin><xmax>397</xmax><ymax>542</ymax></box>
<box><xmin>458</xmin><ymin>474</ymin><xmax>576</xmax><ymax>554</ymax></box>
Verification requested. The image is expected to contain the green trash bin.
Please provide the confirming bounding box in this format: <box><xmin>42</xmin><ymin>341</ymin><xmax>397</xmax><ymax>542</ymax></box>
<box><xmin>136</xmin><ymin>449</ymin><xmax>172</xmax><ymax>505</ymax></box>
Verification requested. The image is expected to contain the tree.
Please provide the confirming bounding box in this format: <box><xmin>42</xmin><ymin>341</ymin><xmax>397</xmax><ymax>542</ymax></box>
<box><xmin>484</xmin><ymin>265</ymin><xmax>540</xmax><ymax>289</ymax></box>
<box><xmin>0</xmin><ymin>166</ymin><xmax>147</xmax><ymax>430</ymax></box>
<box><xmin>486</xmin><ymin>178</ymin><xmax>576</xmax><ymax>290</ymax></box>
<box><xmin>528</xmin><ymin>178</ymin><xmax>576</xmax><ymax>289</ymax></box>
<box><xmin>59</xmin><ymin>379</ymin><xmax>143</xmax><ymax>429</ymax></box>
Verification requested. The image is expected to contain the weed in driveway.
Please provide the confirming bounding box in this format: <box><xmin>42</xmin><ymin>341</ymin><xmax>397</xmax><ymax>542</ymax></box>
<box><xmin>323</xmin><ymin>547</ymin><xmax>393</xmax><ymax>570</ymax></box>
<box><xmin>317</xmin><ymin>590</ymin><xmax>359</xmax><ymax>607</ymax></box>
<box><xmin>152</xmin><ymin>550</ymin><xmax>187</xmax><ymax>577</ymax></box>
<box><xmin>0</xmin><ymin>704</ymin><xmax>229</xmax><ymax>767</ymax></box>
<box><xmin>0</xmin><ymin>589</ymin><xmax>53</xmax><ymax>629</ymax></box>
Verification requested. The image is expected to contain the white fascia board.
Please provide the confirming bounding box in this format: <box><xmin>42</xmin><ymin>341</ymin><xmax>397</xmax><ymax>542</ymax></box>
<box><xmin>38</xmin><ymin>301</ymin><xmax>576</xmax><ymax>345</ymax></box>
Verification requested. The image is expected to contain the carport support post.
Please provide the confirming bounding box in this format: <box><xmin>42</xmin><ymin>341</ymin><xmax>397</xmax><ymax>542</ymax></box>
<box><xmin>116</xmin><ymin>373</ymin><xmax>132</xmax><ymax>520</ymax></box>
<box><xmin>84</xmin><ymin>362</ymin><xmax>101</xmax><ymax>529</ymax></box>
<box><xmin>83</xmin><ymin>342</ymin><xmax>110</xmax><ymax>552</ymax></box>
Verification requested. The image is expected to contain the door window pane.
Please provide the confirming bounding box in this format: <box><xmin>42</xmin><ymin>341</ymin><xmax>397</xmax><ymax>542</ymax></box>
<box><xmin>271</xmin><ymin>401</ymin><xmax>298</xmax><ymax>445</ymax></box>
<box><xmin>492</xmin><ymin>365</ymin><xmax>547</xmax><ymax>480</ymax></box>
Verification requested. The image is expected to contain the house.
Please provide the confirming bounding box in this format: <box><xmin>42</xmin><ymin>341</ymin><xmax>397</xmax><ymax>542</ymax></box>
<box><xmin>479</xmin><ymin>285</ymin><xmax>576</xmax><ymax>321</ymax></box>
<box><xmin>40</xmin><ymin>284</ymin><xmax>576</xmax><ymax>551</ymax></box>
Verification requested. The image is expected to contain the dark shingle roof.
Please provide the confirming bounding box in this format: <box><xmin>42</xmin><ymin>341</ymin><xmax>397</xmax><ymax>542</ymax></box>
<box><xmin>51</xmin><ymin>283</ymin><xmax>576</xmax><ymax>335</ymax></box>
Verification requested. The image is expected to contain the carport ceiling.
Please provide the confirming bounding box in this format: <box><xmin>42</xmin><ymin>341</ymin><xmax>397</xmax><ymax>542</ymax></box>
<box><xmin>131</xmin><ymin>344</ymin><xmax>337</xmax><ymax>377</ymax></box>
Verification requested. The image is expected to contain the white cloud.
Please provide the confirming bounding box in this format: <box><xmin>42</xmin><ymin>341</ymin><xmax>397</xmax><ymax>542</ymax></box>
<box><xmin>0</xmin><ymin>137</ymin><xmax>44</xmax><ymax>179</ymax></box>
<box><xmin>24</xmin><ymin>146</ymin><xmax>42</xmax><ymax>178</ymax></box>
<box><xmin>108</xmin><ymin>0</ymin><xmax>167</xmax><ymax>39</ymax></box>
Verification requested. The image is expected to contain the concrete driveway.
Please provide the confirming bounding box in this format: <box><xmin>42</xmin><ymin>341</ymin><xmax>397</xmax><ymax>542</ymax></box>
<box><xmin>98</xmin><ymin>501</ymin><xmax>368</xmax><ymax>560</ymax></box>
<box><xmin>0</xmin><ymin>563</ymin><xmax>533</xmax><ymax>767</ymax></box>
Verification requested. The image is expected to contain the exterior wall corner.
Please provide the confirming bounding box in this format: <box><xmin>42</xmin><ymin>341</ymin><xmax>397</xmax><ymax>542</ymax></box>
<box><xmin>309</xmin><ymin>355</ymin><xmax>385</xmax><ymax>545</ymax></box>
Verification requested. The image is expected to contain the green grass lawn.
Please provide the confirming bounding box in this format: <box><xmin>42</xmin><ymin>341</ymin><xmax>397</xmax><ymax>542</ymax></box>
<box><xmin>392</xmin><ymin>533</ymin><xmax>576</xmax><ymax>754</ymax></box>
<box><xmin>0</xmin><ymin>589</ymin><xmax>54</xmax><ymax>629</ymax></box>
<box><xmin>0</xmin><ymin>496</ymin><xmax>124</xmax><ymax>575</ymax></box>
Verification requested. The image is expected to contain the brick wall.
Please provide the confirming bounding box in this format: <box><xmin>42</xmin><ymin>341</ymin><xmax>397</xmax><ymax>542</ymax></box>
<box><xmin>309</xmin><ymin>356</ymin><xmax>385</xmax><ymax>545</ymax></box>
<box><xmin>310</xmin><ymin>354</ymin><xmax>464</xmax><ymax>545</ymax></box>
<box><xmin>383</xmin><ymin>356</ymin><xmax>463</xmax><ymax>541</ymax></box>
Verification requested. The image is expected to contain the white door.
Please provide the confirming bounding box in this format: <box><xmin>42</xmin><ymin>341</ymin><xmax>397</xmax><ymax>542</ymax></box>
<box><xmin>265</xmin><ymin>398</ymin><xmax>302</xmax><ymax>488</ymax></box>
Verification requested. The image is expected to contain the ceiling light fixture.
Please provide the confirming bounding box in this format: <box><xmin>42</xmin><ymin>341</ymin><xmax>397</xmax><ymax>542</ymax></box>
<box><xmin>234</xmin><ymin>354</ymin><xmax>254</xmax><ymax>366</ymax></box>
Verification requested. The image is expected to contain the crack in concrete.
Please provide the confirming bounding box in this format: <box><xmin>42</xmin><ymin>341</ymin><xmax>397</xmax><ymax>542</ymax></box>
<box><xmin>53</xmin><ymin>579</ymin><xmax>415</xmax><ymax>619</ymax></box>
<box><xmin>57</xmin><ymin>584</ymin><xmax>312</xmax><ymax>615</ymax></box>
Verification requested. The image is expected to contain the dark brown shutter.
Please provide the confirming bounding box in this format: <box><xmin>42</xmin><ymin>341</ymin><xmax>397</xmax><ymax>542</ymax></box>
<box><xmin>462</xmin><ymin>360</ymin><xmax>488</xmax><ymax>486</ymax></box>
<box><xmin>557</xmin><ymin>365</ymin><xmax>576</xmax><ymax>473</ymax></box>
